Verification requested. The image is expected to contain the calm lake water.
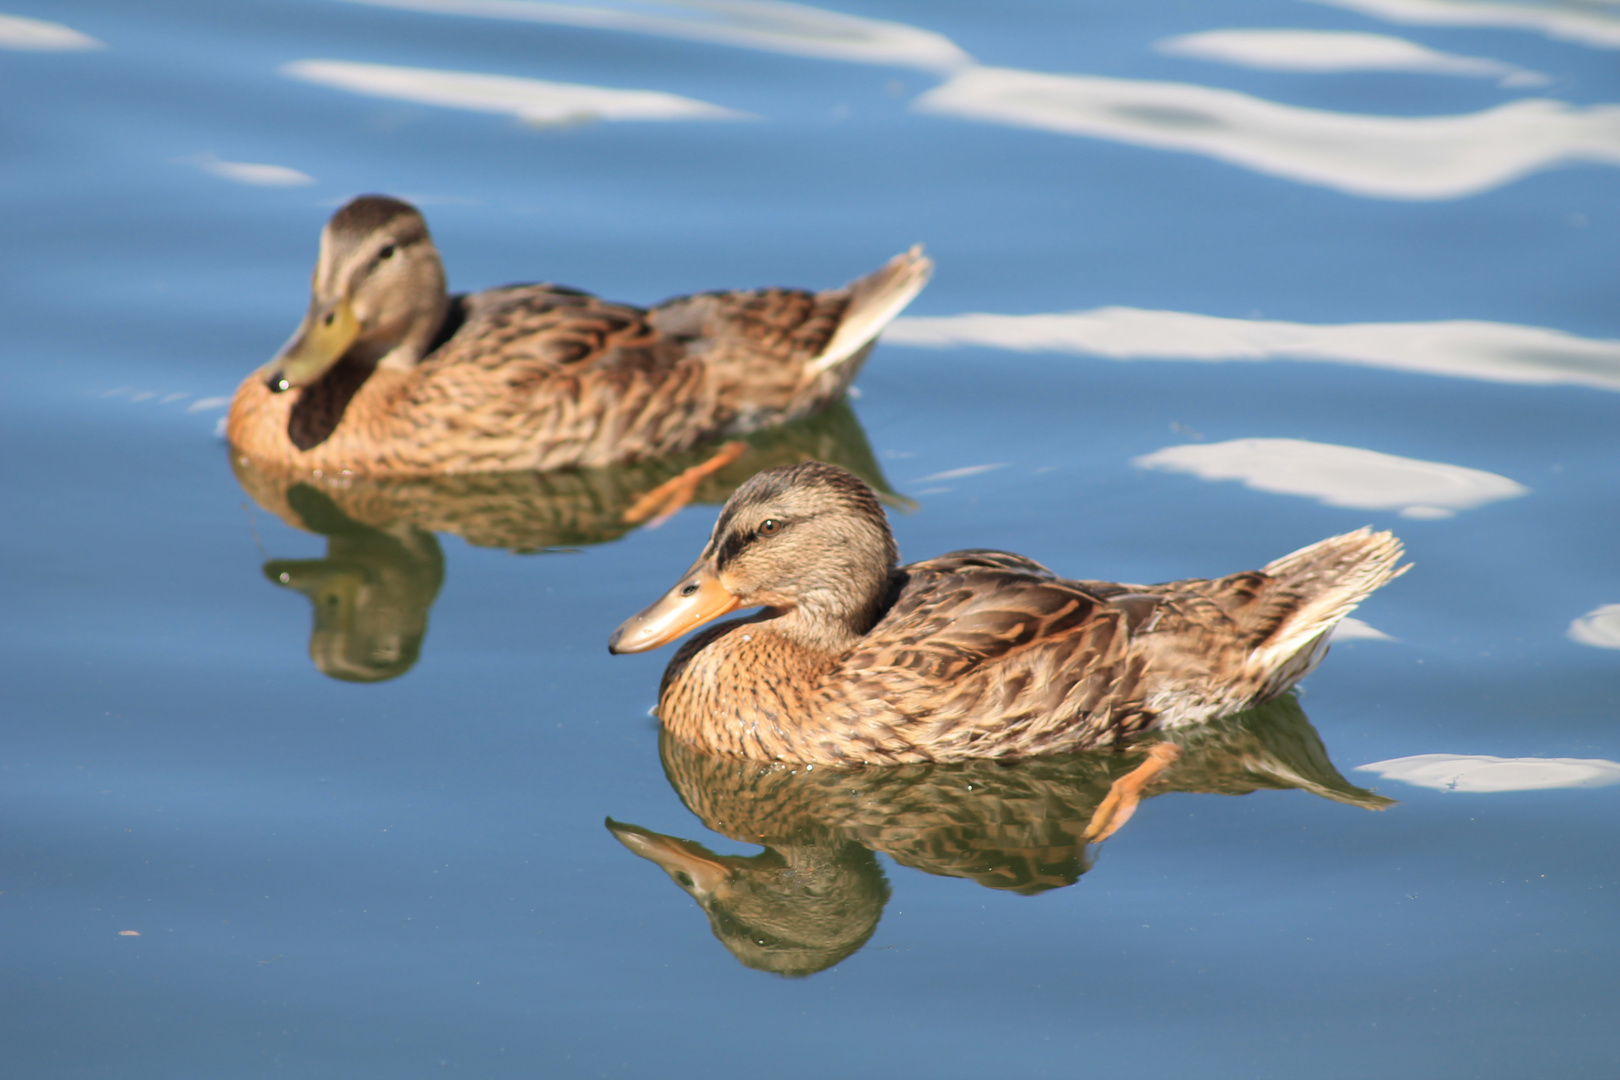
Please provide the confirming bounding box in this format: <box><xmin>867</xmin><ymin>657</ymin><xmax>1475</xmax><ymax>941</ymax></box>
<box><xmin>4</xmin><ymin>1</ymin><xmax>1618</xmax><ymax>1077</ymax></box>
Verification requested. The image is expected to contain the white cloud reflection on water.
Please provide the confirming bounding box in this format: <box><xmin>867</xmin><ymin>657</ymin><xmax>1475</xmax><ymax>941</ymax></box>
<box><xmin>1331</xmin><ymin>617</ymin><xmax>1395</xmax><ymax>641</ymax></box>
<box><xmin>0</xmin><ymin>13</ymin><xmax>103</xmax><ymax>51</ymax></box>
<box><xmin>912</xmin><ymin>66</ymin><xmax>1620</xmax><ymax>200</ymax></box>
<box><xmin>1132</xmin><ymin>438</ymin><xmax>1528</xmax><ymax>518</ymax></box>
<box><xmin>1568</xmin><ymin>604</ymin><xmax>1620</xmax><ymax>649</ymax></box>
<box><xmin>884</xmin><ymin>308</ymin><xmax>1620</xmax><ymax>393</ymax></box>
<box><xmin>1358</xmin><ymin>754</ymin><xmax>1620</xmax><ymax>791</ymax></box>
<box><xmin>1156</xmin><ymin>28</ymin><xmax>1548</xmax><ymax>86</ymax></box>
<box><xmin>1305</xmin><ymin>0</ymin><xmax>1620</xmax><ymax>50</ymax></box>
<box><xmin>330</xmin><ymin>1</ymin><xmax>1619</xmax><ymax>199</ymax></box>
<box><xmin>335</xmin><ymin>0</ymin><xmax>971</xmax><ymax>71</ymax></box>
<box><xmin>914</xmin><ymin>463</ymin><xmax>1008</xmax><ymax>483</ymax></box>
<box><xmin>281</xmin><ymin>59</ymin><xmax>749</xmax><ymax>124</ymax></box>
<box><xmin>182</xmin><ymin>152</ymin><xmax>315</xmax><ymax>187</ymax></box>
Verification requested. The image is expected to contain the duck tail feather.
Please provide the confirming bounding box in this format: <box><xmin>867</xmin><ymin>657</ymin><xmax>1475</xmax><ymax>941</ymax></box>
<box><xmin>1246</xmin><ymin>528</ymin><xmax>1408</xmax><ymax>697</ymax></box>
<box><xmin>806</xmin><ymin>246</ymin><xmax>932</xmax><ymax>377</ymax></box>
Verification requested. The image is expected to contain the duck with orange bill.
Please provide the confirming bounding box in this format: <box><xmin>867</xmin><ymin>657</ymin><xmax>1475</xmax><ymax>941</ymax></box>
<box><xmin>610</xmin><ymin>461</ymin><xmax>1406</xmax><ymax>768</ymax></box>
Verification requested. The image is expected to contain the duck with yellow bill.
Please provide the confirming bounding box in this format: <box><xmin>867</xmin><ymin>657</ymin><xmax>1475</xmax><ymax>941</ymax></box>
<box><xmin>228</xmin><ymin>195</ymin><xmax>931</xmax><ymax>476</ymax></box>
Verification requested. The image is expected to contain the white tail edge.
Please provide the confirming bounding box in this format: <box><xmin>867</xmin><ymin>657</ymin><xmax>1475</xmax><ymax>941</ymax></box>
<box><xmin>808</xmin><ymin>245</ymin><xmax>933</xmax><ymax>376</ymax></box>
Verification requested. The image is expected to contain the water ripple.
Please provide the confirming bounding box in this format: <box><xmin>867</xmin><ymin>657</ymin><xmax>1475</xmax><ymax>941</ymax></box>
<box><xmin>1568</xmin><ymin>604</ymin><xmax>1620</xmax><ymax>649</ymax></box>
<box><xmin>1157</xmin><ymin>28</ymin><xmax>1548</xmax><ymax>86</ymax></box>
<box><xmin>1132</xmin><ymin>438</ymin><xmax>1528</xmax><ymax>518</ymax></box>
<box><xmin>336</xmin><ymin>0</ymin><xmax>972</xmax><ymax>71</ymax></box>
<box><xmin>913</xmin><ymin>66</ymin><xmax>1620</xmax><ymax>200</ymax></box>
<box><xmin>180</xmin><ymin>152</ymin><xmax>315</xmax><ymax>187</ymax></box>
<box><xmin>886</xmin><ymin>308</ymin><xmax>1620</xmax><ymax>392</ymax></box>
<box><xmin>0</xmin><ymin>13</ymin><xmax>103</xmax><ymax>51</ymax></box>
<box><xmin>1306</xmin><ymin>0</ymin><xmax>1620</xmax><ymax>50</ymax></box>
<box><xmin>1358</xmin><ymin>754</ymin><xmax>1620</xmax><ymax>791</ymax></box>
<box><xmin>282</xmin><ymin>58</ymin><xmax>750</xmax><ymax>124</ymax></box>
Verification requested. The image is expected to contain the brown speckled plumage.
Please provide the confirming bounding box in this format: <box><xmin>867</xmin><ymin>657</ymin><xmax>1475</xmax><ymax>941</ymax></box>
<box><xmin>228</xmin><ymin>195</ymin><xmax>931</xmax><ymax>476</ymax></box>
<box><xmin>613</xmin><ymin>462</ymin><xmax>1408</xmax><ymax>765</ymax></box>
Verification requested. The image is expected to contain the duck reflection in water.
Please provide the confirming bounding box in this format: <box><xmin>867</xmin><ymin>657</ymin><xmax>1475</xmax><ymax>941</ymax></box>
<box><xmin>236</xmin><ymin>404</ymin><xmax>903</xmax><ymax>681</ymax></box>
<box><xmin>262</xmin><ymin>486</ymin><xmax>444</xmax><ymax>683</ymax></box>
<box><xmin>609</xmin><ymin>697</ymin><xmax>1392</xmax><ymax>976</ymax></box>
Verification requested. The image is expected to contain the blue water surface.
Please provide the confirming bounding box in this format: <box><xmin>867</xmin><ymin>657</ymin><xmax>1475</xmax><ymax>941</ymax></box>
<box><xmin>3</xmin><ymin>2</ymin><xmax>1617</xmax><ymax>1077</ymax></box>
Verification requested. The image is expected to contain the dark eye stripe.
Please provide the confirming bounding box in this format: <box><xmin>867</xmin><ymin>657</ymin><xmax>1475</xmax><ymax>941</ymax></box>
<box><xmin>714</xmin><ymin>517</ymin><xmax>791</xmax><ymax>570</ymax></box>
<box><xmin>715</xmin><ymin>531</ymin><xmax>749</xmax><ymax>571</ymax></box>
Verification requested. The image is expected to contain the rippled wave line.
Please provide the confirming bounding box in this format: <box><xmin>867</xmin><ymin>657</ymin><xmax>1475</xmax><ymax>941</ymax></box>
<box><xmin>886</xmin><ymin>308</ymin><xmax>1620</xmax><ymax>392</ymax></box>
<box><xmin>1306</xmin><ymin>0</ymin><xmax>1620</xmax><ymax>50</ymax></box>
<box><xmin>1156</xmin><ymin>28</ymin><xmax>1547</xmax><ymax>85</ymax></box>
<box><xmin>0</xmin><ymin>13</ymin><xmax>103</xmax><ymax>51</ymax></box>
<box><xmin>1133</xmin><ymin>438</ymin><xmax>1528</xmax><ymax>518</ymax></box>
<box><xmin>336</xmin><ymin>0</ymin><xmax>971</xmax><ymax>70</ymax></box>
<box><xmin>1568</xmin><ymin>604</ymin><xmax>1620</xmax><ymax>649</ymax></box>
<box><xmin>1358</xmin><ymin>754</ymin><xmax>1620</xmax><ymax>791</ymax></box>
<box><xmin>913</xmin><ymin>66</ymin><xmax>1620</xmax><ymax>200</ymax></box>
<box><xmin>281</xmin><ymin>59</ymin><xmax>749</xmax><ymax>123</ymax></box>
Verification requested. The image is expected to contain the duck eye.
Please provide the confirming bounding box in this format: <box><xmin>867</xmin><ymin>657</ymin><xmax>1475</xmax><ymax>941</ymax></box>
<box><xmin>758</xmin><ymin>519</ymin><xmax>781</xmax><ymax>537</ymax></box>
<box><xmin>377</xmin><ymin>243</ymin><xmax>396</xmax><ymax>261</ymax></box>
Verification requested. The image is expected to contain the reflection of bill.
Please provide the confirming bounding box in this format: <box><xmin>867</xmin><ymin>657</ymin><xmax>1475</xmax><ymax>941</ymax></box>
<box><xmin>236</xmin><ymin>402</ymin><xmax>903</xmax><ymax>681</ymax></box>
<box><xmin>609</xmin><ymin>697</ymin><xmax>1391</xmax><ymax>977</ymax></box>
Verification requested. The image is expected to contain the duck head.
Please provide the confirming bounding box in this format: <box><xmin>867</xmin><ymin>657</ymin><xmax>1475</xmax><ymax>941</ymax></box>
<box><xmin>608</xmin><ymin>461</ymin><xmax>899</xmax><ymax>657</ymax></box>
<box><xmin>266</xmin><ymin>195</ymin><xmax>449</xmax><ymax>392</ymax></box>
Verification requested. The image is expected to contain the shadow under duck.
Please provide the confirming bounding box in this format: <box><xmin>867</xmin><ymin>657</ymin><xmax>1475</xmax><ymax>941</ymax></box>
<box><xmin>610</xmin><ymin>461</ymin><xmax>1407</xmax><ymax>764</ymax></box>
<box><xmin>228</xmin><ymin>195</ymin><xmax>930</xmax><ymax>476</ymax></box>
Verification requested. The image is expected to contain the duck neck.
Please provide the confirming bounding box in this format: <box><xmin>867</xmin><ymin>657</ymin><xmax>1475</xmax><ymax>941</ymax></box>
<box><xmin>763</xmin><ymin>568</ymin><xmax>894</xmax><ymax>658</ymax></box>
<box><xmin>367</xmin><ymin>293</ymin><xmax>452</xmax><ymax>373</ymax></box>
<box><xmin>343</xmin><ymin>246</ymin><xmax>452</xmax><ymax>374</ymax></box>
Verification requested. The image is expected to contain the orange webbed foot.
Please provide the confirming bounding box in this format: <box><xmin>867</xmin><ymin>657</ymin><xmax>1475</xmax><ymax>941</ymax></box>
<box><xmin>1082</xmin><ymin>742</ymin><xmax>1182</xmax><ymax>844</ymax></box>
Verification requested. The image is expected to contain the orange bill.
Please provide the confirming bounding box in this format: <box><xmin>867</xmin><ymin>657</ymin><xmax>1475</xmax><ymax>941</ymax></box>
<box><xmin>607</xmin><ymin>558</ymin><xmax>741</xmax><ymax>654</ymax></box>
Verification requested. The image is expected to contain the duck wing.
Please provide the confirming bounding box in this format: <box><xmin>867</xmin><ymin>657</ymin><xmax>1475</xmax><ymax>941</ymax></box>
<box><xmin>395</xmin><ymin>285</ymin><xmax>721</xmax><ymax>470</ymax></box>
<box><xmin>430</xmin><ymin>285</ymin><xmax>673</xmax><ymax>376</ymax></box>
<box><xmin>650</xmin><ymin>246</ymin><xmax>932</xmax><ymax>431</ymax></box>
<box><xmin>817</xmin><ymin>553</ymin><xmax>1155</xmax><ymax>761</ymax></box>
<box><xmin>398</xmin><ymin>256</ymin><xmax>927</xmax><ymax>471</ymax></box>
<box><xmin>902</xmin><ymin>548</ymin><xmax>1060</xmax><ymax>579</ymax></box>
